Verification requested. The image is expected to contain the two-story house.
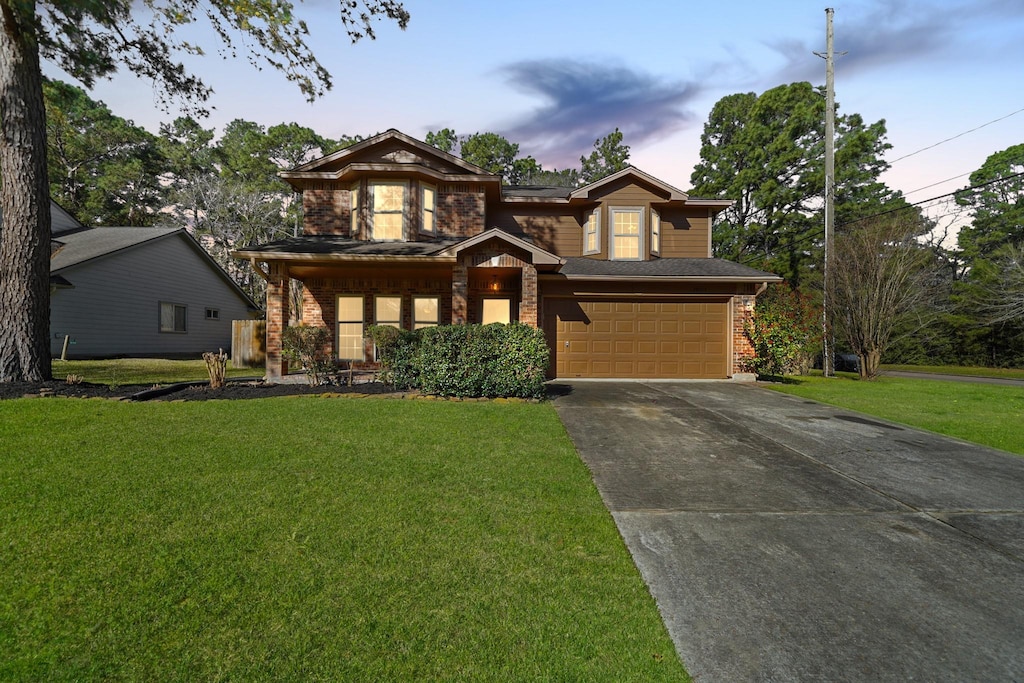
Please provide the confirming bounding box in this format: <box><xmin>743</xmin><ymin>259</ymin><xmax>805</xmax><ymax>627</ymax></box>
<box><xmin>234</xmin><ymin>129</ymin><xmax>780</xmax><ymax>381</ymax></box>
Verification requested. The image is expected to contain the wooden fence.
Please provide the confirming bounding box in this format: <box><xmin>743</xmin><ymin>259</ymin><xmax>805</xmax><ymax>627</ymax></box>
<box><xmin>231</xmin><ymin>320</ymin><xmax>266</xmax><ymax>369</ymax></box>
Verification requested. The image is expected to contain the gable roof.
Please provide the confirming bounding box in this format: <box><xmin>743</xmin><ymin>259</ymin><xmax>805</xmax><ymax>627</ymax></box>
<box><xmin>435</xmin><ymin>228</ymin><xmax>564</xmax><ymax>266</ymax></box>
<box><xmin>281</xmin><ymin>129</ymin><xmax>498</xmax><ymax>188</ymax></box>
<box><xmin>52</xmin><ymin>227</ymin><xmax>259</xmax><ymax>309</ymax></box>
<box><xmin>569</xmin><ymin>166</ymin><xmax>690</xmax><ymax>201</ymax></box>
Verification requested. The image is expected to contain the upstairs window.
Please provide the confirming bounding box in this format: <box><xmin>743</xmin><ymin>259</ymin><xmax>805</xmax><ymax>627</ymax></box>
<box><xmin>371</xmin><ymin>181</ymin><xmax>406</xmax><ymax>240</ymax></box>
<box><xmin>610</xmin><ymin>207</ymin><xmax>643</xmax><ymax>260</ymax></box>
<box><xmin>651</xmin><ymin>209</ymin><xmax>661</xmax><ymax>256</ymax></box>
<box><xmin>584</xmin><ymin>208</ymin><xmax>600</xmax><ymax>255</ymax></box>
<box><xmin>350</xmin><ymin>183</ymin><xmax>360</xmax><ymax>235</ymax></box>
<box><xmin>421</xmin><ymin>184</ymin><xmax>436</xmax><ymax>235</ymax></box>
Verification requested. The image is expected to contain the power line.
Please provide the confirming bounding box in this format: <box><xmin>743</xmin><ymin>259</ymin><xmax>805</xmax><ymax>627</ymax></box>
<box><xmin>887</xmin><ymin>106</ymin><xmax>1024</xmax><ymax>165</ymax></box>
<box><xmin>736</xmin><ymin>170</ymin><xmax>1024</xmax><ymax>265</ymax></box>
<box><xmin>904</xmin><ymin>172</ymin><xmax>972</xmax><ymax>197</ymax></box>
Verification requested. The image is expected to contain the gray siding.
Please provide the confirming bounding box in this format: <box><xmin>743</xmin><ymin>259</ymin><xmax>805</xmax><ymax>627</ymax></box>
<box><xmin>50</xmin><ymin>234</ymin><xmax>255</xmax><ymax>358</ymax></box>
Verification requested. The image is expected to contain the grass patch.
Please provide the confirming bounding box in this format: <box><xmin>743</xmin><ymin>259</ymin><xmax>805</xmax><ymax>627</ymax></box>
<box><xmin>52</xmin><ymin>358</ymin><xmax>256</xmax><ymax>386</ymax></box>
<box><xmin>881</xmin><ymin>364</ymin><xmax>1024</xmax><ymax>380</ymax></box>
<box><xmin>767</xmin><ymin>374</ymin><xmax>1024</xmax><ymax>455</ymax></box>
<box><xmin>0</xmin><ymin>397</ymin><xmax>686</xmax><ymax>681</ymax></box>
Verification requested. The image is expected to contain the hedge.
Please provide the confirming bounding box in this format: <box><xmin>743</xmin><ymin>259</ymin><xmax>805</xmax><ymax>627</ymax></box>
<box><xmin>367</xmin><ymin>322</ymin><xmax>549</xmax><ymax>399</ymax></box>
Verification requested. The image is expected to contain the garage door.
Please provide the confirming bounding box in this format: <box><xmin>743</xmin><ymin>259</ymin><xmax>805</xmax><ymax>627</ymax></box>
<box><xmin>546</xmin><ymin>300</ymin><xmax>729</xmax><ymax>379</ymax></box>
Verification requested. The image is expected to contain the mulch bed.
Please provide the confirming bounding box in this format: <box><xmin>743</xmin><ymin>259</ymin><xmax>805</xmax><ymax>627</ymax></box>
<box><xmin>0</xmin><ymin>380</ymin><xmax>395</xmax><ymax>402</ymax></box>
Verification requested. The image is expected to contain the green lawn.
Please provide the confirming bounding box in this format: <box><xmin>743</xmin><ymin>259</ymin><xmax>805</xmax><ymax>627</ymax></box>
<box><xmin>0</xmin><ymin>397</ymin><xmax>686</xmax><ymax>681</ymax></box>
<box><xmin>767</xmin><ymin>374</ymin><xmax>1024</xmax><ymax>455</ymax></box>
<box><xmin>52</xmin><ymin>358</ymin><xmax>257</xmax><ymax>386</ymax></box>
<box><xmin>882</xmin><ymin>364</ymin><xmax>1024</xmax><ymax>380</ymax></box>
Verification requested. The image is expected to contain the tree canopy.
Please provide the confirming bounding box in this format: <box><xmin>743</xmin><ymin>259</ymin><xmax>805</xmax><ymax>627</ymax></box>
<box><xmin>690</xmin><ymin>82</ymin><xmax>899</xmax><ymax>285</ymax></box>
<box><xmin>0</xmin><ymin>0</ymin><xmax>409</xmax><ymax>382</ymax></box>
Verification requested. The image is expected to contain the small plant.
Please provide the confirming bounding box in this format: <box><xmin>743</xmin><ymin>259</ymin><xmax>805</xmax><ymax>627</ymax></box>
<box><xmin>203</xmin><ymin>349</ymin><xmax>228</xmax><ymax>389</ymax></box>
<box><xmin>282</xmin><ymin>325</ymin><xmax>333</xmax><ymax>386</ymax></box>
<box><xmin>65</xmin><ymin>374</ymin><xmax>83</xmax><ymax>385</ymax></box>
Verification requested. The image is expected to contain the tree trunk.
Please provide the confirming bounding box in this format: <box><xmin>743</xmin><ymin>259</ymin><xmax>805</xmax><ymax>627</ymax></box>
<box><xmin>0</xmin><ymin>1</ymin><xmax>52</xmax><ymax>382</ymax></box>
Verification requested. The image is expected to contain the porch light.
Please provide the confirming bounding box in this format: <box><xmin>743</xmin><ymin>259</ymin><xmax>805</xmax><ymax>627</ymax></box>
<box><xmin>490</xmin><ymin>274</ymin><xmax>500</xmax><ymax>291</ymax></box>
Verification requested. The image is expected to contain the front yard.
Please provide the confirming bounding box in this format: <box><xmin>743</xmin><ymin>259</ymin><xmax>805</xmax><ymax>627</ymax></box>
<box><xmin>767</xmin><ymin>374</ymin><xmax>1024</xmax><ymax>456</ymax></box>
<box><xmin>0</xmin><ymin>396</ymin><xmax>686</xmax><ymax>681</ymax></box>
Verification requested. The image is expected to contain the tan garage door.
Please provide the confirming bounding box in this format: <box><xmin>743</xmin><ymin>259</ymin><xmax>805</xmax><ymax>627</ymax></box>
<box><xmin>546</xmin><ymin>300</ymin><xmax>729</xmax><ymax>379</ymax></box>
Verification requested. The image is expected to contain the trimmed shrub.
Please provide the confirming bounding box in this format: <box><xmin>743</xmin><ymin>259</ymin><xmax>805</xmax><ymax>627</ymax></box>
<box><xmin>374</xmin><ymin>322</ymin><xmax>549</xmax><ymax>399</ymax></box>
<box><xmin>366</xmin><ymin>324</ymin><xmax>420</xmax><ymax>388</ymax></box>
<box><xmin>282</xmin><ymin>325</ymin><xmax>333</xmax><ymax>385</ymax></box>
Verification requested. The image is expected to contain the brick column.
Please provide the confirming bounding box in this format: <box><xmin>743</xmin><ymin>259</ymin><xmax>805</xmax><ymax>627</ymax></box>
<box><xmin>519</xmin><ymin>264</ymin><xmax>538</xmax><ymax>327</ymax></box>
<box><xmin>266</xmin><ymin>262</ymin><xmax>290</xmax><ymax>381</ymax></box>
<box><xmin>732</xmin><ymin>295</ymin><xmax>755</xmax><ymax>375</ymax></box>
<box><xmin>452</xmin><ymin>264</ymin><xmax>468</xmax><ymax>324</ymax></box>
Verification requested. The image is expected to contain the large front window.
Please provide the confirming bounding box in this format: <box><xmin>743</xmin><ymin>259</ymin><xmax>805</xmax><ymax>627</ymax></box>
<box><xmin>371</xmin><ymin>181</ymin><xmax>406</xmax><ymax>240</ymax></box>
<box><xmin>611</xmin><ymin>207</ymin><xmax>642</xmax><ymax>260</ymax></box>
<box><xmin>375</xmin><ymin>295</ymin><xmax>402</xmax><ymax>328</ymax></box>
<box><xmin>336</xmin><ymin>295</ymin><xmax>364</xmax><ymax>360</ymax></box>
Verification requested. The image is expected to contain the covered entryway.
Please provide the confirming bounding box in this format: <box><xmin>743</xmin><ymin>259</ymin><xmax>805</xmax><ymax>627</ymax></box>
<box><xmin>545</xmin><ymin>299</ymin><xmax>729</xmax><ymax>379</ymax></box>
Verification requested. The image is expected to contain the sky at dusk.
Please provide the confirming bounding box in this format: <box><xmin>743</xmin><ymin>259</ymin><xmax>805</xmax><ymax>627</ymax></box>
<box><xmin>49</xmin><ymin>0</ymin><xmax>1024</xmax><ymax>208</ymax></box>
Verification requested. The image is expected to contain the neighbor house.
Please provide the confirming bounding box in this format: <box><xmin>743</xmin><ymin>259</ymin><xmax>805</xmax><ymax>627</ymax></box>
<box><xmin>233</xmin><ymin>129</ymin><xmax>780</xmax><ymax>380</ymax></box>
<box><xmin>48</xmin><ymin>202</ymin><xmax>259</xmax><ymax>358</ymax></box>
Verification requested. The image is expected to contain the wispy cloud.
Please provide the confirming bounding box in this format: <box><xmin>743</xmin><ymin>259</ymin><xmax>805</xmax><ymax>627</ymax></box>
<box><xmin>770</xmin><ymin>0</ymin><xmax>1024</xmax><ymax>84</ymax></box>
<box><xmin>495</xmin><ymin>59</ymin><xmax>704</xmax><ymax>169</ymax></box>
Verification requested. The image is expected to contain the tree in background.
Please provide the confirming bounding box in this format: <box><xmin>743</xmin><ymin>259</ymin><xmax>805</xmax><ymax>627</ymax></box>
<box><xmin>828</xmin><ymin>213</ymin><xmax>938</xmax><ymax>378</ymax></box>
<box><xmin>690</xmin><ymin>82</ymin><xmax>898</xmax><ymax>286</ymax></box>
<box><xmin>955</xmin><ymin>143</ymin><xmax>1024</xmax><ymax>264</ymax></box>
<box><xmin>579</xmin><ymin>128</ymin><xmax>630</xmax><ymax>185</ymax></box>
<box><xmin>44</xmin><ymin>80</ymin><xmax>168</xmax><ymax>226</ymax></box>
<box><xmin>0</xmin><ymin>0</ymin><xmax>408</xmax><ymax>382</ymax></box>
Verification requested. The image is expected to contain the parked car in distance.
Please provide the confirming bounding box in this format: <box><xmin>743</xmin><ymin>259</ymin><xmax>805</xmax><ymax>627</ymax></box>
<box><xmin>835</xmin><ymin>353</ymin><xmax>861</xmax><ymax>373</ymax></box>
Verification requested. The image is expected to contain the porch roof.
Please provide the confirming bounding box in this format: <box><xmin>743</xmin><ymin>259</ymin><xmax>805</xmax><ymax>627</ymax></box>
<box><xmin>233</xmin><ymin>235</ymin><xmax>462</xmax><ymax>261</ymax></box>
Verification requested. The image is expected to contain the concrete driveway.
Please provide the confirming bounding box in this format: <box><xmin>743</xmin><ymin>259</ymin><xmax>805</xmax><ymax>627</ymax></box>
<box><xmin>552</xmin><ymin>381</ymin><xmax>1024</xmax><ymax>682</ymax></box>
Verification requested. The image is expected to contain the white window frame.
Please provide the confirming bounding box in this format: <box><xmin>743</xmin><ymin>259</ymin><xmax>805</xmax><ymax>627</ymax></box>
<box><xmin>421</xmin><ymin>183</ymin><xmax>436</xmax><ymax>235</ymax></box>
<box><xmin>610</xmin><ymin>207</ymin><xmax>644</xmax><ymax>261</ymax></box>
<box><xmin>336</xmin><ymin>295</ymin><xmax>365</xmax><ymax>361</ymax></box>
<box><xmin>369</xmin><ymin>180</ymin><xmax>407</xmax><ymax>241</ymax></box>
<box><xmin>159</xmin><ymin>302</ymin><xmax>187</xmax><ymax>333</ymax></box>
<box><xmin>413</xmin><ymin>296</ymin><xmax>440</xmax><ymax>329</ymax></box>
<box><xmin>651</xmin><ymin>209</ymin><xmax>661</xmax><ymax>256</ymax></box>
<box><xmin>584</xmin><ymin>208</ymin><xmax>601</xmax><ymax>255</ymax></box>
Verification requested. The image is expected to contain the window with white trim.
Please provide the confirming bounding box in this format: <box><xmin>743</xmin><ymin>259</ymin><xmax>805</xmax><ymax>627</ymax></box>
<box><xmin>651</xmin><ymin>209</ymin><xmax>661</xmax><ymax>256</ymax></box>
<box><xmin>370</xmin><ymin>181</ymin><xmax>406</xmax><ymax>240</ymax></box>
<box><xmin>421</xmin><ymin>184</ymin><xmax>436</xmax><ymax>235</ymax></box>
<box><xmin>336</xmin><ymin>295</ymin><xmax>364</xmax><ymax>360</ymax></box>
<box><xmin>159</xmin><ymin>302</ymin><xmax>187</xmax><ymax>333</ymax></box>
<box><xmin>375</xmin><ymin>295</ymin><xmax>402</xmax><ymax>328</ymax></box>
<box><xmin>413</xmin><ymin>297</ymin><xmax>439</xmax><ymax>329</ymax></box>
<box><xmin>610</xmin><ymin>207</ymin><xmax>643</xmax><ymax>260</ymax></box>
<box><xmin>584</xmin><ymin>208</ymin><xmax>600</xmax><ymax>255</ymax></box>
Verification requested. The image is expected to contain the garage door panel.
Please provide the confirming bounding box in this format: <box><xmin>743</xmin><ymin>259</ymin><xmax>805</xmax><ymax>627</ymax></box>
<box><xmin>549</xmin><ymin>299</ymin><xmax>729</xmax><ymax>379</ymax></box>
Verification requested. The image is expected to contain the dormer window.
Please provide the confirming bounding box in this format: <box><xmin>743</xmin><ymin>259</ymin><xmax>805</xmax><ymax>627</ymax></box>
<box><xmin>651</xmin><ymin>209</ymin><xmax>661</xmax><ymax>256</ymax></box>
<box><xmin>584</xmin><ymin>208</ymin><xmax>600</xmax><ymax>255</ymax></box>
<box><xmin>610</xmin><ymin>207</ymin><xmax>643</xmax><ymax>260</ymax></box>
<box><xmin>371</xmin><ymin>181</ymin><xmax>406</xmax><ymax>240</ymax></box>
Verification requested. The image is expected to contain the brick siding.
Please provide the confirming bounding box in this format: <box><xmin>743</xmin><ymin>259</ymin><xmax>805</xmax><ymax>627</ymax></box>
<box><xmin>732</xmin><ymin>294</ymin><xmax>756</xmax><ymax>375</ymax></box>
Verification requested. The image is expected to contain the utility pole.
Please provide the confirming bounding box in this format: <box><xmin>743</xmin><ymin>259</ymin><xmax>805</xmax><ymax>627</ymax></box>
<box><xmin>817</xmin><ymin>8</ymin><xmax>837</xmax><ymax>377</ymax></box>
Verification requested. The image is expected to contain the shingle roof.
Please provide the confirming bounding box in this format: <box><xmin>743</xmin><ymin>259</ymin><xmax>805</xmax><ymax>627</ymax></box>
<box><xmin>559</xmin><ymin>257</ymin><xmax>780</xmax><ymax>280</ymax></box>
<box><xmin>50</xmin><ymin>227</ymin><xmax>181</xmax><ymax>272</ymax></box>
<box><xmin>502</xmin><ymin>185</ymin><xmax>573</xmax><ymax>199</ymax></box>
<box><xmin>236</xmin><ymin>235</ymin><xmax>463</xmax><ymax>257</ymax></box>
